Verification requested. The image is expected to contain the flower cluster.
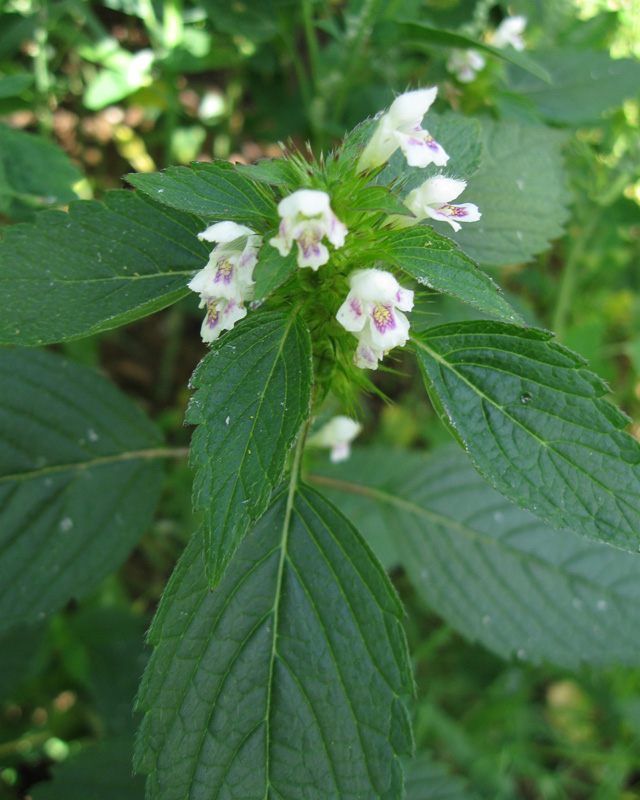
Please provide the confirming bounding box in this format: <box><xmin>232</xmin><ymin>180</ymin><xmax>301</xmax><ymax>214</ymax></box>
<box><xmin>187</xmin><ymin>87</ymin><xmax>480</xmax><ymax>376</ymax></box>
<box><xmin>188</xmin><ymin>221</ymin><xmax>260</xmax><ymax>343</ymax></box>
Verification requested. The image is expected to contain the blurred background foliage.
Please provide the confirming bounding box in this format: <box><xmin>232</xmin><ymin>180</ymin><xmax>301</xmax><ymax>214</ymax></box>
<box><xmin>1</xmin><ymin>0</ymin><xmax>640</xmax><ymax>798</ymax></box>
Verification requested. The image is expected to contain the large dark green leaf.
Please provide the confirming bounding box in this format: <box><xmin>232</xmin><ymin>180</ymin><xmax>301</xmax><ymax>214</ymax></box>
<box><xmin>0</xmin><ymin>348</ymin><xmax>164</xmax><ymax>632</ymax></box>
<box><xmin>382</xmin><ymin>227</ymin><xmax>521</xmax><ymax>323</ymax></box>
<box><xmin>126</xmin><ymin>161</ymin><xmax>276</xmax><ymax>227</ymax></box>
<box><xmin>135</xmin><ymin>486</ymin><xmax>413</xmax><ymax>799</ymax></box>
<box><xmin>405</xmin><ymin>752</ymin><xmax>479</xmax><ymax>800</ymax></box>
<box><xmin>0</xmin><ymin>123</ymin><xmax>82</xmax><ymax>218</ymax></box>
<box><xmin>187</xmin><ymin>312</ymin><xmax>313</xmax><ymax>585</ymax></box>
<box><xmin>310</xmin><ymin>447</ymin><xmax>640</xmax><ymax>668</ymax></box>
<box><xmin>413</xmin><ymin>321</ymin><xmax>640</xmax><ymax>553</ymax></box>
<box><xmin>452</xmin><ymin>119</ymin><xmax>569</xmax><ymax>267</ymax></box>
<box><xmin>0</xmin><ymin>191</ymin><xmax>206</xmax><ymax>345</ymax></box>
<box><xmin>506</xmin><ymin>49</ymin><xmax>640</xmax><ymax>125</ymax></box>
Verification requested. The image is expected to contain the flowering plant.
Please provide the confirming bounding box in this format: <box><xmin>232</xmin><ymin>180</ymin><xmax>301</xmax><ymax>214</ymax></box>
<box><xmin>3</xmin><ymin>74</ymin><xmax>640</xmax><ymax>800</ymax></box>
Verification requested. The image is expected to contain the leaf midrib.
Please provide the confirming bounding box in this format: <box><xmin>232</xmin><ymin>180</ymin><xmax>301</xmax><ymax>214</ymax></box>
<box><xmin>0</xmin><ymin>447</ymin><xmax>186</xmax><ymax>485</ymax></box>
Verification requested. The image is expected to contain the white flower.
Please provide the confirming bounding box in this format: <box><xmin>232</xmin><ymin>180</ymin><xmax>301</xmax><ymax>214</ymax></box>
<box><xmin>446</xmin><ymin>49</ymin><xmax>486</xmax><ymax>83</ymax></box>
<box><xmin>188</xmin><ymin>221</ymin><xmax>260</xmax><ymax>343</ymax></box>
<box><xmin>404</xmin><ymin>176</ymin><xmax>481</xmax><ymax>232</ymax></box>
<box><xmin>270</xmin><ymin>189</ymin><xmax>347</xmax><ymax>270</ymax></box>
<box><xmin>491</xmin><ymin>15</ymin><xmax>527</xmax><ymax>51</ymax></box>
<box><xmin>307</xmin><ymin>416</ymin><xmax>362</xmax><ymax>463</ymax></box>
<box><xmin>199</xmin><ymin>297</ymin><xmax>247</xmax><ymax>344</ymax></box>
<box><xmin>336</xmin><ymin>269</ymin><xmax>414</xmax><ymax>370</ymax></box>
<box><xmin>358</xmin><ymin>87</ymin><xmax>449</xmax><ymax>172</ymax></box>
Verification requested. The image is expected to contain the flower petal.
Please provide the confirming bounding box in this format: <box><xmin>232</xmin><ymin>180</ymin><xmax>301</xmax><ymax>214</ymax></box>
<box><xmin>395</xmin><ymin>287</ymin><xmax>414</xmax><ymax>312</ymax></box>
<box><xmin>387</xmin><ymin>87</ymin><xmax>438</xmax><ymax>128</ymax></box>
<box><xmin>198</xmin><ymin>221</ymin><xmax>255</xmax><ymax>243</ymax></box>
<box><xmin>336</xmin><ymin>293</ymin><xmax>368</xmax><ymax>333</ymax></box>
<box><xmin>278</xmin><ymin>188</ymin><xmax>330</xmax><ymax>219</ymax></box>
<box><xmin>349</xmin><ymin>269</ymin><xmax>400</xmax><ymax>304</ymax></box>
<box><xmin>393</xmin><ymin>129</ymin><xmax>450</xmax><ymax>168</ymax></box>
<box><xmin>354</xmin><ymin>339</ymin><xmax>382</xmax><ymax>370</ymax></box>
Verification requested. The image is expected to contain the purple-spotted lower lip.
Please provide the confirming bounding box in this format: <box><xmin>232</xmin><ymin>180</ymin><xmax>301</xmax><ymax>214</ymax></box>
<box><xmin>350</xmin><ymin>298</ymin><xmax>363</xmax><ymax>316</ymax></box>
<box><xmin>301</xmin><ymin>242</ymin><xmax>321</xmax><ymax>258</ymax></box>
<box><xmin>205</xmin><ymin>306</ymin><xmax>220</xmax><ymax>329</ymax></box>
<box><xmin>439</xmin><ymin>204</ymin><xmax>467</xmax><ymax>218</ymax></box>
<box><xmin>371</xmin><ymin>304</ymin><xmax>396</xmax><ymax>333</ymax></box>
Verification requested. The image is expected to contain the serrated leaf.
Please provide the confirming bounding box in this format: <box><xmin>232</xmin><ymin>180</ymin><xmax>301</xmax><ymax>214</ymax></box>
<box><xmin>413</xmin><ymin>321</ymin><xmax>640</xmax><ymax>553</ymax></box>
<box><xmin>135</xmin><ymin>485</ymin><xmax>413</xmax><ymax>799</ymax></box>
<box><xmin>31</xmin><ymin>738</ymin><xmax>144</xmax><ymax>800</ymax></box>
<box><xmin>186</xmin><ymin>312</ymin><xmax>313</xmax><ymax>585</ymax></box>
<box><xmin>382</xmin><ymin>227</ymin><xmax>521</xmax><ymax>323</ymax></box>
<box><xmin>348</xmin><ymin>185</ymin><xmax>412</xmax><ymax>215</ymax></box>
<box><xmin>311</xmin><ymin>446</ymin><xmax>640</xmax><ymax>668</ymax></box>
<box><xmin>506</xmin><ymin>48</ymin><xmax>640</xmax><ymax>125</ymax></box>
<box><xmin>0</xmin><ymin>348</ymin><xmax>163</xmax><ymax>632</ymax></box>
<box><xmin>0</xmin><ymin>123</ymin><xmax>82</xmax><ymax>215</ymax></box>
<box><xmin>0</xmin><ymin>191</ymin><xmax>206</xmax><ymax>345</ymax></box>
<box><xmin>252</xmin><ymin>239</ymin><xmax>299</xmax><ymax>304</ymax></box>
<box><xmin>452</xmin><ymin>119</ymin><xmax>569</xmax><ymax>266</ymax></box>
<box><xmin>235</xmin><ymin>158</ymin><xmax>300</xmax><ymax>186</ymax></box>
<box><xmin>405</xmin><ymin>751</ymin><xmax>478</xmax><ymax>800</ymax></box>
<box><xmin>126</xmin><ymin>161</ymin><xmax>276</xmax><ymax>227</ymax></box>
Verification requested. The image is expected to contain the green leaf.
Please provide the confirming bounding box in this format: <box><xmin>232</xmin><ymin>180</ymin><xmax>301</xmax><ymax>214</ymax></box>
<box><xmin>0</xmin><ymin>123</ymin><xmax>82</xmax><ymax>216</ymax></box>
<box><xmin>413</xmin><ymin>321</ymin><xmax>640</xmax><ymax>554</ymax></box>
<box><xmin>126</xmin><ymin>161</ymin><xmax>276</xmax><ymax>227</ymax></box>
<box><xmin>382</xmin><ymin>227</ymin><xmax>522</xmax><ymax>324</ymax></box>
<box><xmin>31</xmin><ymin>738</ymin><xmax>145</xmax><ymax>800</ymax></box>
<box><xmin>235</xmin><ymin>158</ymin><xmax>300</xmax><ymax>186</ymax></box>
<box><xmin>405</xmin><ymin>752</ymin><xmax>478</xmax><ymax>800</ymax></box>
<box><xmin>310</xmin><ymin>446</ymin><xmax>640</xmax><ymax>668</ymax></box>
<box><xmin>0</xmin><ymin>348</ymin><xmax>164</xmax><ymax>633</ymax></box>
<box><xmin>348</xmin><ymin>185</ymin><xmax>413</xmax><ymax>215</ymax></box>
<box><xmin>506</xmin><ymin>49</ymin><xmax>640</xmax><ymax>125</ymax></box>
<box><xmin>252</xmin><ymin>239</ymin><xmax>299</xmax><ymax>305</ymax></box>
<box><xmin>307</xmin><ymin>457</ymin><xmax>401</xmax><ymax>571</ymax></box>
<box><xmin>397</xmin><ymin>20</ymin><xmax>551</xmax><ymax>82</ymax></box>
<box><xmin>0</xmin><ymin>74</ymin><xmax>33</xmax><ymax>98</ymax></box>
<box><xmin>186</xmin><ymin>312</ymin><xmax>313</xmax><ymax>586</ymax></box>
<box><xmin>0</xmin><ymin>191</ymin><xmax>206</xmax><ymax>345</ymax></box>
<box><xmin>135</xmin><ymin>485</ymin><xmax>413</xmax><ymax>798</ymax></box>
<box><xmin>452</xmin><ymin>119</ymin><xmax>569</xmax><ymax>266</ymax></box>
